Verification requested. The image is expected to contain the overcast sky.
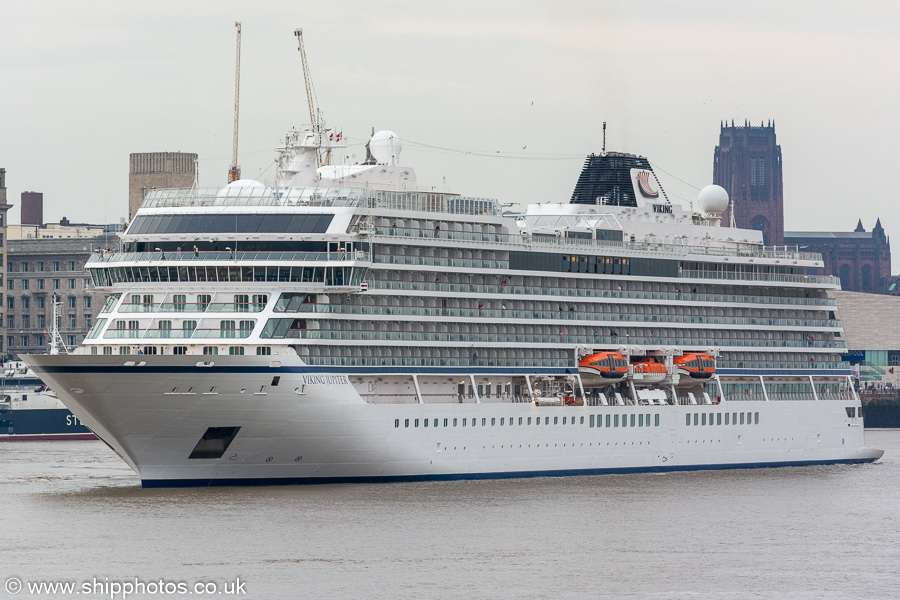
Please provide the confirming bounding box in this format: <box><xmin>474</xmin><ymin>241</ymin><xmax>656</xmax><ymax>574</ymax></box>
<box><xmin>2</xmin><ymin>1</ymin><xmax>899</xmax><ymax>265</ymax></box>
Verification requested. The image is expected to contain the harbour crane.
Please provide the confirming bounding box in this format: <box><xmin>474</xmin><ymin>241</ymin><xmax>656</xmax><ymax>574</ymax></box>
<box><xmin>294</xmin><ymin>28</ymin><xmax>328</xmax><ymax>166</ymax></box>
<box><xmin>228</xmin><ymin>21</ymin><xmax>242</xmax><ymax>183</ymax></box>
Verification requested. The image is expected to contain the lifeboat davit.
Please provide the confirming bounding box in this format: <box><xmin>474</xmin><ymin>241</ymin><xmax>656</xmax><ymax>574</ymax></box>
<box><xmin>673</xmin><ymin>352</ymin><xmax>716</xmax><ymax>380</ymax></box>
<box><xmin>578</xmin><ymin>351</ymin><xmax>628</xmax><ymax>381</ymax></box>
<box><xmin>630</xmin><ymin>359</ymin><xmax>667</xmax><ymax>384</ymax></box>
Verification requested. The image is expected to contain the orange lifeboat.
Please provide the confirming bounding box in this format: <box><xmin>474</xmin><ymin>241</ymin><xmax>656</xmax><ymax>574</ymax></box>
<box><xmin>578</xmin><ymin>351</ymin><xmax>628</xmax><ymax>381</ymax></box>
<box><xmin>673</xmin><ymin>352</ymin><xmax>716</xmax><ymax>380</ymax></box>
<box><xmin>630</xmin><ymin>358</ymin><xmax>667</xmax><ymax>384</ymax></box>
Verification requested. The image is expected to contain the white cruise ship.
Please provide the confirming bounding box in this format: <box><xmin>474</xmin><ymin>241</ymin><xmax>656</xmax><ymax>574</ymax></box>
<box><xmin>24</xmin><ymin>128</ymin><xmax>882</xmax><ymax>486</ymax></box>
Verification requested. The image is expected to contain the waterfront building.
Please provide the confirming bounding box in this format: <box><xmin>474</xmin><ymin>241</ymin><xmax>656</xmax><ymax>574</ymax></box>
<box><xmin>5</xmin><ymin>233</ymin><xmax>116</xmax><ymax>358</ymax></box>
<box><xmin>128</xmin><ymin>152</ymin><xmax>197</xmax><ymax>221</ymax></box>
<box><xmin>715</xmin><ymin>122</ymin><xmax>892</xmax><ymax>293</ymax></box>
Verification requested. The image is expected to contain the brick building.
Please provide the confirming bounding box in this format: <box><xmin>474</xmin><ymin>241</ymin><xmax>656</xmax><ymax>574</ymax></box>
<box><xmin>714</xmin><ymin>121</ymin><xmax>892</xmax><ymax>293</ymax></box>
<box><xmin>128</xmin><ymin>152</ymin><xmax>197</xmax><ymax>221</ymax></box>
<box><xmin>20</xmin><ymin>191</ymin><xmax>43</xmax><ymax>225</ymax></box>
<box><xmin>786</xmin><ymin>220</ymin><xmax>891</xmax><ymax>293</ymax></box>
<box><xmin>714</xmin><ymin>121</ymin><xmax>783</xmax><ymax>246</ymax></box>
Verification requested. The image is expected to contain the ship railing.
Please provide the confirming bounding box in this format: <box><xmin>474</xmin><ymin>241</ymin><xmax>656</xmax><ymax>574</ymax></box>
<box><xmin>103</xmin><ymin>328</ymin><xmax>253</xmax><ymax>340</ymax></box>
<box><xmin>478</xmin><ymin>395</ymin><xmax>533</xmax><ymax>404</ymax></box>
<box><xmin>88</xmin><ymin>251</ymin><xmax>370</xmax><ymax>264</ymax></box>
<box><xmin>373</xmin><ymin>226</ymin><xmax>821</xmax><ymax>262</ymax></box>
<box><xmin>300</xmin><ymin>356</ymin><xmax>572</xmax><ymax>368</ymax></box>
<box><xmin>679</xmin><ymin>269</ymin><xmax>840</xmax><ymax>286</ymax></box>
<box><xmin>420</xmin><ymin>394</ymin><xmax>477</xmax><ymax>404</ymax></box>
<box><xmin>374</xmin><ymin>254</ymin><xmax>508</xmax><ymax>270</ymax></box>
<box><xmin>766</xmin><ymin>393</ymin><xmax>817</xmax><ymax>401</ymax></box>
<box><xmin>360</xmin><ymin>394</ymin><xmax>422</xmax><ymax>405</ymax></box>
<box><xmin>297</xmin><ymin>329</ymin><xmax>847</xmax><ymax>349</ymax></box>
<box><xmin>818</xmin><ymin>392</ymin><xmax>856</xmax><ymax>400</ymax></box>
<box><xmin>366</xmin><ymin>280</ymin><xmax>837</xmax><ymax>307</ymax></box>
<box><xmin>140</xmin><ymin>187</ymin><xmax>503</xmax><ymax>216</ymax></box>
<box><xmin>118</xmin><ymin>302</ymin><xmax>267</xmax><ymax>314</ymax></box>
<box><xmin>296</xmin><ymin>303</ymin><xmax>842</xmax><ymax>329</ymax></box>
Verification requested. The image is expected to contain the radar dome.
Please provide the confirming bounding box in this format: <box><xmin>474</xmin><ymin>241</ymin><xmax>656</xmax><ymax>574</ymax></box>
<box><xmin>369</xmin><ymin>130</ymin><xmax>402</xmax><ymax>165</ymax></box>
<box><xmin>698</xmin><ymin>184</ymin><xmax>729</xmax><ymax>214</ymax></box>
<box><xmin>225</xmin><ymin>179</ymin><xmax>265</xmax><ymax>188</ymax></box>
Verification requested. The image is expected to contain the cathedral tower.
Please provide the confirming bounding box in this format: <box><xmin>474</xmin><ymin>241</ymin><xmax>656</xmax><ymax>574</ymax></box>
<box><xmin>714</xmin><ymin>120</ymin><xmax>784</xmax><ymax>246</ymax></box>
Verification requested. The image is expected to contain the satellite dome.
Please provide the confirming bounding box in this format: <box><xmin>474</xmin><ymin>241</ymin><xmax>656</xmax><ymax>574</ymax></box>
<box><xmin>698</xmin><ymin>184</ymin><xmax>729</xmax><ymax>214</ymax></box>
<box><xmin>369</xmin><ymin>130</ymin><xmax>402</xmax><ymax>165</ymax></box>
<box><xmin>225</xmin><ymin>179</ymin><xmax>265</xmax><ymax>188</ymax></box>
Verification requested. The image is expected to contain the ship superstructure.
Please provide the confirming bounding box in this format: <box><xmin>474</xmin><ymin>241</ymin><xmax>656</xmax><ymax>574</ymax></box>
<box><xmin>23</xmin><ymin>131</ymin><xmax>881</xmax><ymax>486</ymax></box>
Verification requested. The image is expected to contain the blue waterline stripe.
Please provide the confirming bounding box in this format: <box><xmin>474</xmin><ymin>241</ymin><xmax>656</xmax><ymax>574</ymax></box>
<box><xmin>141</xmin><ymin>457</ymin><xmax>879</xmax><ymax>488</ymax></box>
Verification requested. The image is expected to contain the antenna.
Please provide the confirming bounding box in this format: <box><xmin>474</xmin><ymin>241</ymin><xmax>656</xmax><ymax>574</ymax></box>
<box><xmin>602</xmin><ymin>122</ymin><xmax>607</xmax><ymax>152</ymax></box>
<box><xmin>47</xmin><ymin>294</ymin><xmax>70</xmax><ymax>355</ymax></box>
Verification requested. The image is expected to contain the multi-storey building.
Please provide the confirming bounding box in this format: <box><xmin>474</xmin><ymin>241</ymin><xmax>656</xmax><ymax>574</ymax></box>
<box><xmin>128</xmin><ymin>152</ymin><xmax>197</xmax><ymax>221</ymax></box>
<box><xmin>5</xmin><ymin>234</ymin><xmax>117</xmax><ymax>358</ymax></box>
<box><xmin>20</xmin><ymin>191</ymin><xmax>43</xmax><ymax>226</ymax></box>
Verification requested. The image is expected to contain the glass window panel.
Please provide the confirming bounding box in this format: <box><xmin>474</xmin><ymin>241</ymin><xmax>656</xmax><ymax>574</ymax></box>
<box><xmin>288</xmin><ymin>214</ymin><xmax>308</xmax><ymax>232</ymax></box>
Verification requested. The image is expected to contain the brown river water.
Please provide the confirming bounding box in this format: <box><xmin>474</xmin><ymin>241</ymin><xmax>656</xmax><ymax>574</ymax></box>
<box><xmin>2</xmin><ymin>430</ymin><xmax>899</xmax><ymax>599</ymax></box>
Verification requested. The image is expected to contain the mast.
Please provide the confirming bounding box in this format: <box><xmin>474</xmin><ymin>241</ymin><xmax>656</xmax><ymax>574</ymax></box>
<box><xmin>48</xmin><ymin>294</ymin><xmax>70</xmax><ymax>355</ymax></box>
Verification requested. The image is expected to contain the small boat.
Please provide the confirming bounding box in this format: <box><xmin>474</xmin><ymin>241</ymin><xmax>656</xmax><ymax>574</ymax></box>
<box><xmin>578</xmin><ymin>351</ymin><xmax>628</xmax><ymax>381</ymax></box>
<box><xmin>630</xmin><ymin>358</ymin><xmax>667</xmax><ymax>384</ymax></box>
<box><xmin>673</xmin><ymin>352</ymin><xmax>716</xmax><ymax>380</ymax></box>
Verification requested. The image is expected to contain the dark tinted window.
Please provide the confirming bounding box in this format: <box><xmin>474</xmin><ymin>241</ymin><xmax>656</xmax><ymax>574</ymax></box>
<box><xmin>128</xmin><ymin>213</ymin><xmax>333</xmax><ymax>235</ymax></box>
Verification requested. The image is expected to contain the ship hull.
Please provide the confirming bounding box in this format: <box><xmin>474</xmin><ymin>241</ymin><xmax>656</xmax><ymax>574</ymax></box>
<box><xmin>24</xmin><ymin>355</ymin><xmax>882</xmax><ymax>487</ymax></box>
<box><xmin>0</xmin><ymin>407</ymin><xmax>95</xmax><ymax>441</ymax></box>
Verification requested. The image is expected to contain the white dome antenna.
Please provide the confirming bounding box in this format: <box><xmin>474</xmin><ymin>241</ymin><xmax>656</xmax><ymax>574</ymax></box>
<box><xmin>369</xmin><ymin>130</ymin><xmax>402</xmax><ymax>165</ymax></box>
<box><xmin>698</xmin><ymin>184</ymin><xmax>729</xmax><ymax>215</ymax></box>
<box><xmin>698</xmin><ymin>184</ymin><xmax>729</xmax><ymax>227</ymax></box>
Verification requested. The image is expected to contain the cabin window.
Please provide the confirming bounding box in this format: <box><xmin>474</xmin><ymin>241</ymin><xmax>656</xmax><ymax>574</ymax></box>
<box><xmin>590</xmin><ymin>415</ymin><xmax>595</xmax><ymax>427</ymax></box>
<box><xmin>580</xmin><ymin>416</ymin><xmax>584</xmax><ymax>425</ymax></box>
<box><xmin>453</xmin><ymin>418</ymin><xmax>458</xmax><ymax>427</ymax></box>
<box><xmin>491</xmin><ymin>418</ymin><xmax>496</xmax><ymax>426</ymax></box>
<box><xmin>725</xmin><ymin>413</ymin><xmax>730</xmax><ymax>425</ymax></box>
<box><xmin>686</xmin><ymin>414</ymin><xmax>691</xmax><ymax>426</ymax></box>
<box><xmin>394</xmin><ymin>419</ymin><xmax>399</xmax><ymax>428</ymax></box>
<box><xmin>740</xmin><ymin>413</ymin><xmax>745</xmax><ymax>425</ymax></box>
<box><xmin>639</xmin><ymin>414</ymin><xmax>644</xmax><ymax>427</ymax></box>
<box><xmin>614</xmin><ymin>415</ymin><xmax>620</xmax><ymax>427</ymax></box>
<box><xmin>562</xmin><ymin>417</ymin><xmax>566</xmax><ymax>425</ymax></box>
<box><xmin>444</xmin><ymin>419</ymin><xmax>449</xmax><ymax>427</ymax></box>
<box><xmin>519</xmin><ymin>417</ymin><xmax>523</xmax><ymax>425</ymax></box>
<box><xmin>414</xmin><ymin>419</ymin><xmax>419</xmax><ymax>427</ymax></box>
<box><xmin>404</xmin><ymin>419</ymin><xmax>409</xmax><ymax>428</ymax></box>
<box><xmin>701</xmin><ymin>413</ymin><xmax>706</xmax><ymax>426</ymax></box>
<box><xmin>554</xmin><ymin>417</ymin><xmax>558</xmax><ymax>425</ymax></box>
<box><xmin>755</xmin><ymin>412</ymin><xmax>759</xmax><ymax>425</ymax></box>
<box><xmin>606</xmin><ymin>415</ymin><xmax>611</xmax><ymax>428</ymax></box>
<box><xmin>528</xmin><ymin>417</ymin><xmax>532</xmax><ymax>425</ymax></box>
<box><xmin>655</xmin><ymin>414</ymin><xmax>660</xmax><ymax>427</ymax></box>
<box><xmin>717</xmin><ymin>413</ymin><xmax>722</xmax><ymax>425</ymax></box>
<box><xmin>424</xmin><ymin>419</ymin><xmax>429</xmax><ymax>428</ymax></box>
